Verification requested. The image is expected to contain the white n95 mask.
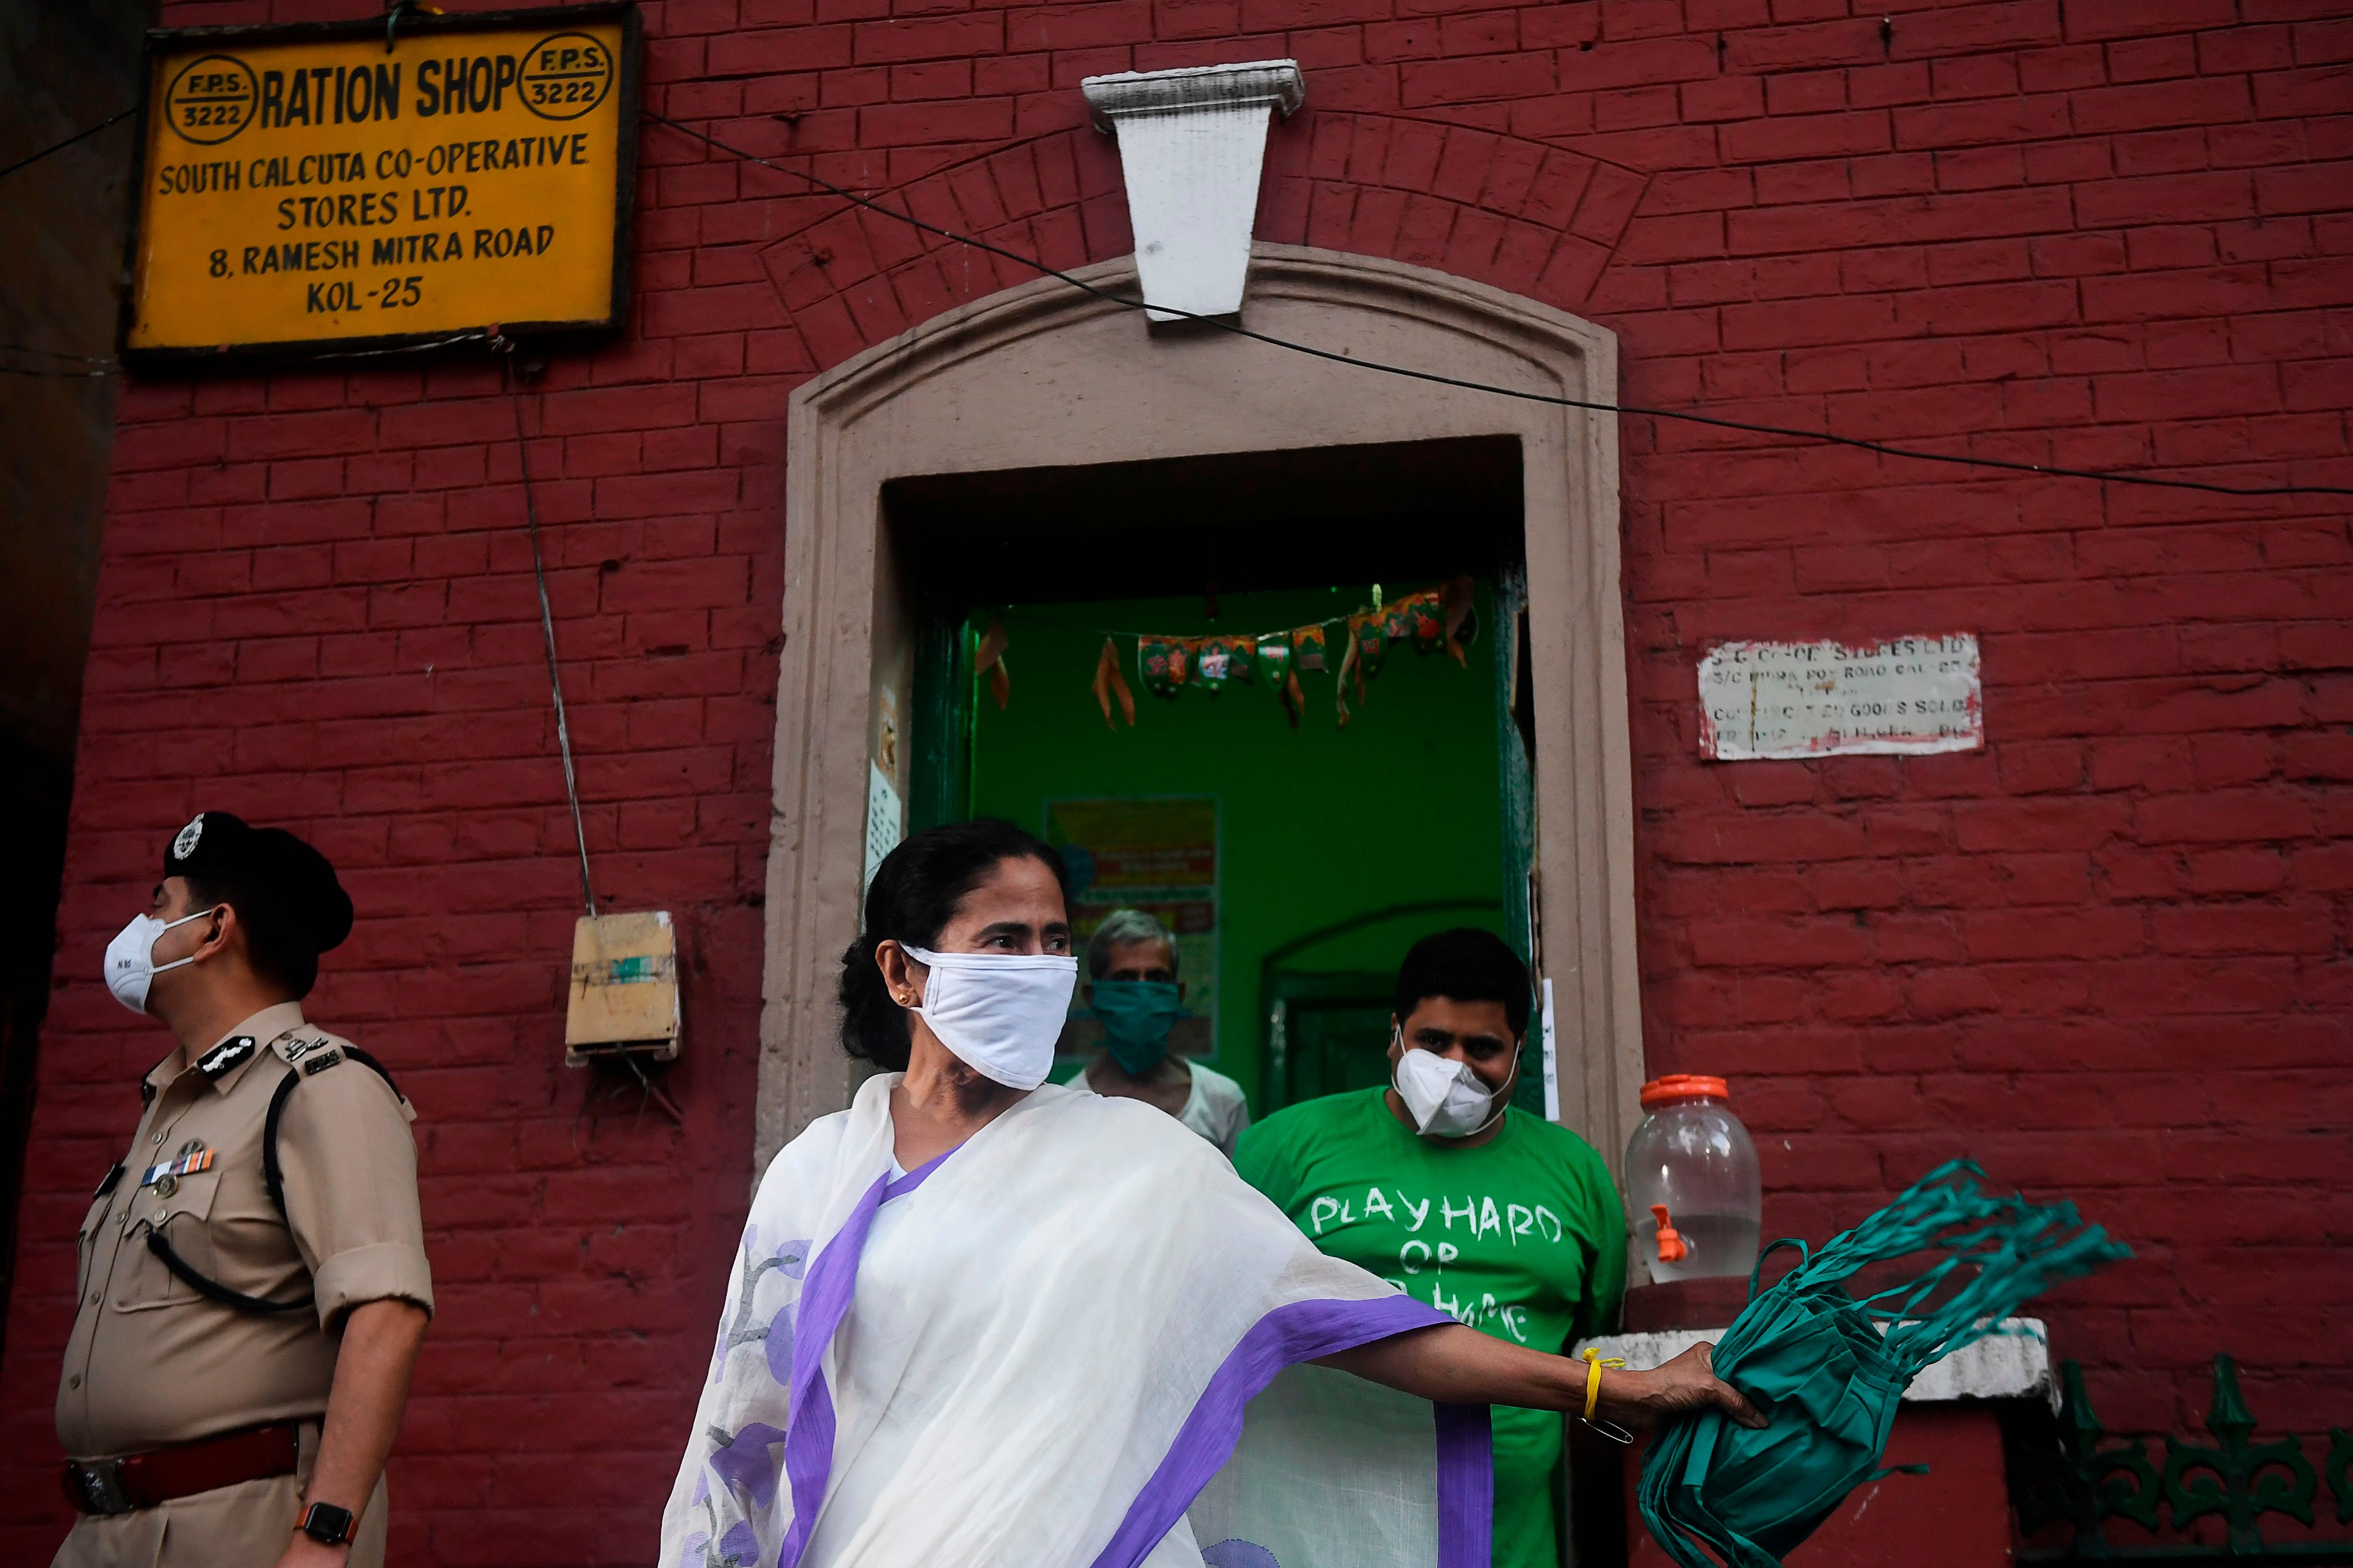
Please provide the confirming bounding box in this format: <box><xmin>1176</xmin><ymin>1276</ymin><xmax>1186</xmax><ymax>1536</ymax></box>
<box><xmin>899</xmin><ymin>946</ymin><xmax>1078</xmax><ymax>1091</ymax></box>
<box><xmin>103</xmin><ymin>907</ymin><xmax>219</xmax><ymax>1015</ymax></box>
<box><xmin>1393</xmin><ymin>1036</ymin><xmax>1517</xmax><ymax>1139</ymax></box>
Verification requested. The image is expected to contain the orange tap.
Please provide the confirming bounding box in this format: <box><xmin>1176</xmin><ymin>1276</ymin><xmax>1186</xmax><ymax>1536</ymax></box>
<box><xmin>1650</xmin><ymin>1204</ymin><xmax>1687</xmax><ymax>1263</ymax></box>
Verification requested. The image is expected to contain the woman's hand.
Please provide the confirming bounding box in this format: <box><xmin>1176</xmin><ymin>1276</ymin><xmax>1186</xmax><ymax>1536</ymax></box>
<box><xmin>1594</xmin><ymin>1343</ymin><xmax>1766</xmax><ymax>1431</ymax></box>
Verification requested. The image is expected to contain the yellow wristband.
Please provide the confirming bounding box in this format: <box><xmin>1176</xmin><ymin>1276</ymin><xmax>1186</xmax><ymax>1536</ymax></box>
<box><xmin>1581</xmin><ymin>1347</ymin><xmax>1625</xmax><ymax>1421</ymax></box>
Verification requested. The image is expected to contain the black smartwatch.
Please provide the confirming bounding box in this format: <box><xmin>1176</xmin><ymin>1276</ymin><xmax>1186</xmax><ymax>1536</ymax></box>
<box><xmin>298</xmin><ymin>1501</ymin><xmax>356</xmax><ymax>1546</ymax></box>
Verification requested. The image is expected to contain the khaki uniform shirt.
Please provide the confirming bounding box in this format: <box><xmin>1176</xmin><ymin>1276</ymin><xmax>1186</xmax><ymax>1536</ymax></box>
<box><xmin>56</xmin><ymin>1001</ymin><xmax>433</xmax><ymax>1460</ymax></box>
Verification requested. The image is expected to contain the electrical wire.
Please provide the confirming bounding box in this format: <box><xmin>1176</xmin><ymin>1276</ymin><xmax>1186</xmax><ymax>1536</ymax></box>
<box><xmin>306</xmin><ymin>329</ymin><xmax>495</xmax><ymax>361</ymax></box>
<box><xmin>0</xmin><ymin>332</ymin><xmax>492</xmax><ymax>378</ymax></box>
<box><xmin>506</xmin><ymin>360</ymin><xmax>599</xmax><ymax>919</ymax></box>
<box><xmin>1003</xmin><ymin>593</ymin><xmax>1385</xmax><ymax>643</ymax></box>
<box><xmin>0</xmin><ymin>107</ymin><xmax>134</xmax><ymax>180</ymax></box>
<box><xmin>12</xmin><ymin>101</ymin><xmax>2343</xmax><ymax>498</ymax></box>
<box><xmin>0</xmin><ymin>342</ymin><xmax>113</xmax><ymax>363</ymax></box>
<box><xmin>648</xmin><ymin>112</ymin><xmax>2353</xmax><ymax>503</ymax></box>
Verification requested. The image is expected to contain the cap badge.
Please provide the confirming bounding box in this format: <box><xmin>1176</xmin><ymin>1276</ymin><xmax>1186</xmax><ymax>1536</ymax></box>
<box><xmin>172</xmin><ymin>815</ymin><xmax>205</xmax><ymax>862</ymax></box>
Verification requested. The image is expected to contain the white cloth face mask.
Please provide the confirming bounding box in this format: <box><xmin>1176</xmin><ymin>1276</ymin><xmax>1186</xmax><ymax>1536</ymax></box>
<box><xmin>899</xmin><ymin>946</ymin><xmax>1078</xmax><ymax>1091</ymax></box>
<box><xmin>103</xmin><ymin>907</ymin><xmax>219</xmax><ymax>1016</ymax></box>
<box><xmin>1392</xmin><ymin>1034</ymin><xmax>1518</xmax><ymax>1139</ymax></box>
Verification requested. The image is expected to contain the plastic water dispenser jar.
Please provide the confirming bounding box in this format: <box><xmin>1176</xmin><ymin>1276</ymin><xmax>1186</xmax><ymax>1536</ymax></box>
<box><xmin>1624</xmin><ymin>1075</ymin><xmax>1762</xmax><ymax>1284</ymax></box>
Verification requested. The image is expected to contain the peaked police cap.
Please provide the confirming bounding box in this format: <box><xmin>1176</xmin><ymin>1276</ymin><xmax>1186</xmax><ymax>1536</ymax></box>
<box><xmin>164</xmin><ymin>812</ymin><xmax>354</xmax><ymax>955</ymax></box>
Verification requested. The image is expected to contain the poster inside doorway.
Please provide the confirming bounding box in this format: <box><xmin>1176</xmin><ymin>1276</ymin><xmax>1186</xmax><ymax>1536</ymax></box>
<box><xmin>1045</xmin><ymin>797</ymin><xmax>1218</xmax><ymax>1061</ymax></box>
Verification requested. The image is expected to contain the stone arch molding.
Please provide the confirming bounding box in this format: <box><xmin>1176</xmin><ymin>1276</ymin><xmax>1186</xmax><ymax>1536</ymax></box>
<box><xmin>755</xmin><ymin>116</ymin><xmax>1649</xmax><ymax>365</ymax></box>
<box><xmin>756</xmin><ymin>242</ymin><xmax>1642</xmax><ymax>1175</ymax></box>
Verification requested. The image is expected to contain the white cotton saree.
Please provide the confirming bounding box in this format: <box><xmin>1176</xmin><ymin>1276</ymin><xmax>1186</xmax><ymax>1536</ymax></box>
<box><xmin>659</xmin><ymin>1075</ymin><xmax>1492</xmax><ymax>1568</ymax></box>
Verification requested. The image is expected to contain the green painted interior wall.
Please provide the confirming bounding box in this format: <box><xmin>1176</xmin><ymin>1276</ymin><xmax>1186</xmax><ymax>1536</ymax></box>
<box><xmin>967</xmin><ymin>584</ymin><xmax>1508</xmax><ymax>1114</ymax></box>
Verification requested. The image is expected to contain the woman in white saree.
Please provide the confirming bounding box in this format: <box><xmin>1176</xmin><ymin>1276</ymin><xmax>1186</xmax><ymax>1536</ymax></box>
<box><xmin>662</xmin><ymin>822</ymin><xmax>1757</xmax><ymax>1568</ymax></box>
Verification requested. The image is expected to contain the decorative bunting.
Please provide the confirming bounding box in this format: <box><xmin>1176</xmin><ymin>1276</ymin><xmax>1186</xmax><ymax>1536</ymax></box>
<box><xmin>1198</xmin><ymin>637</ymin><xmax>1232</xmax><ymax>694</ymax></box>
<box><xmin>1292</xmin><ymin>623</ymin><xmax>1327</xmax><ymax>673</ymax></box>
<box><xmin>1053</xmin><ymin>582</ymin><xmax>1477</xmax><ymax>733</ymax></box>
<box><xmin>1092</xmin><ymin>638</ymin><xmax>1136</xmax><ymax>728</ymax></box>
<box><xmin>1256</xmin><ymin>635</ymin><xmax>1298</xmax><ymax>729</ymax></box>
<box><xmin>1391</xmin><ymin>589</ymin><xmax>1443</xmax><ymax>655</ymax></box>
<box><xmin>1348</xmin><ymin>609</ymin><xmax>1387</xmax><ymax>682</ymax></box>
<box><xmin>1440</xmin><ymin>576</ymin><xmax>1475</xmax><ymax>666</ymax></box>
<box><xmin>1139</xmin><ymin>635</ymin><xmax>1189</xmax><ymax>698</ymax></box>
<box><xmin>1380</xmin><ymin>595</ymin><xmax>1417</xmax><ymax>651</ymax></box>
<box><xmin>976</xmin><ymin>619</ymin><xmax>1012</xmax><ymax>709</ymax></box>
<box><xmin>1335</xmin><ymin>622</ymin><xmax>1360</xmax><ymax>728</ymax></box>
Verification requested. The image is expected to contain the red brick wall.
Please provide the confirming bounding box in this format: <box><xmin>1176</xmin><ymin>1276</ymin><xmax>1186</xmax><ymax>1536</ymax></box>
<box><xmin>5</xmin><ymin>0</ymin><xmax>2348</xmax><ymax>1561</ymax></box>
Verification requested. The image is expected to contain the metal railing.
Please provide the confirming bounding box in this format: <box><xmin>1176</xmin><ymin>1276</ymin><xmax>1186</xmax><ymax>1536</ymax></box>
<box><xmin>2011</xmin><ymin>1355</ymin><xmax>2353</xmax><ymax>1562</ymax></box>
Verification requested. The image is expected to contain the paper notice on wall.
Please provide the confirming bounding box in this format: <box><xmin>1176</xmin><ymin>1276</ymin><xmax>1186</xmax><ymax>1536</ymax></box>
<box><xmin>864</xmin><ymin>761</ymin><xmax>903</xmax><ymax>895</ymax></box>
<box><xmin>1539</xmin><ymin>977</ymin><xmax>1559</xmax><ymax>1123</ymax></box>
<box><xmin>1697</xmin><ymin>634</ymin><xmax>1981</xmax><ymax>761</ymax></box>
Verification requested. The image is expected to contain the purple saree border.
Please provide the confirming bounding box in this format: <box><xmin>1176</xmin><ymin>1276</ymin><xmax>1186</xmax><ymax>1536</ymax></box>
<box><xmin>775</xmin><ymin>1149</ymin><xmax>1493</xmax><ymax>1568</ymax></box>
<box><xmin>1434</xmin><ymin>1400</ymin><xmax>1494</xmax><ymax>1568</ymax></box>
<box><xmin>775</xmin><ymin>1147</ymin><xmax>953</xmax><ymax>1568</ymax></box>
<box><xmin>1088</xmin><ymin>1293</ymin><xmax>1495</xmax><ymax>1568</ymax></box>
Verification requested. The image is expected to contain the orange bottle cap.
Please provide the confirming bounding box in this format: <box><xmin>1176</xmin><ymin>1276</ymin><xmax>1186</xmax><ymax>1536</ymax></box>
<box><xmin>1640</xmin><ymin>1074</ymin><xmax>1731</xmax><ymax>1108</ymax></box>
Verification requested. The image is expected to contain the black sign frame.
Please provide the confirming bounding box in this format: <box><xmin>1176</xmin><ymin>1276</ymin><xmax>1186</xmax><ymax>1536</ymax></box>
<box><xmin>118</xmin><ymin>1</ymin><xmax>642</xmax><ymax>370</ymax></box>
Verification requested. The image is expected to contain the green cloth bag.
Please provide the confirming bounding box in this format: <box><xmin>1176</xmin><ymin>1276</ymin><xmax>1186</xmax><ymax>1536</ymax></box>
<box><xmin>1637</xmin><ymin>1160</ymin><xmax>2129</xmax><ymax>1568</ymax></box>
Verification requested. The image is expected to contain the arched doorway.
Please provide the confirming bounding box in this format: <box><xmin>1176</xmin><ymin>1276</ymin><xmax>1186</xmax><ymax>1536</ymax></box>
<box><xmin>754</xmin><ymin>243</ymin><xmax>1642</xmax><ymax>1174</ymax></box>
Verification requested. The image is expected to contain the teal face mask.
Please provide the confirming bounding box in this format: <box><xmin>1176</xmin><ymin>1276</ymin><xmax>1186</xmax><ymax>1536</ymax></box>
<box><xmin>1638</xmin><ymin>1160</ymin><xmax>2129</xmax><ymax>1568</ymax></box>
<box><xmin>1090</xmin><ymin>980</ymin><xmax>1182</xmax><ymax>1074</ymax></box>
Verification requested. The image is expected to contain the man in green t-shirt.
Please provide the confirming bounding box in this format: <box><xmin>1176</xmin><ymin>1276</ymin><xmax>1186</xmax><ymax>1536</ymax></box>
<box><xmin>1235</xmin><ymin>928</ymin><xmax>1626</xmax><ymax>1568</ymax></box>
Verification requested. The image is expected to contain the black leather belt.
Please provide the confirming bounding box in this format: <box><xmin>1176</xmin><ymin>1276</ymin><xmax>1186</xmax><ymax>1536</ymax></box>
<box><xmin>62</xmin><ymin>1421</ymin><xmax>304</xmax><ymax>1515</ymax></box>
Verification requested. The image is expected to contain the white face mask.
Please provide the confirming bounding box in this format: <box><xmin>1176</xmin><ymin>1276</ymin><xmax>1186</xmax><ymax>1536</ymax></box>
<box><xmin>103</xmin><ymin>907</ymin><xmax>219</xmax><ymax>1016</ymax></box>
<box><xmin>1392</xmin><ymin>1033</ymin><xmax>1518</xmax><ymax>1139</ymax></box>
<box><xmin>899</xmin><ymin>946</ymin><xmax>1078</xmax><ymax>1091</ymax></box>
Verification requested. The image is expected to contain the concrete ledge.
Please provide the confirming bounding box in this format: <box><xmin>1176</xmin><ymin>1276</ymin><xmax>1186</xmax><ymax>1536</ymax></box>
<box><xmin>1573</xmin><ymin>1317</ymin><xmax>2053</xmax><ymax>1407</ymax></box>
<box><xmin>1080</xmin><ymin>60</ymin><xmax>1306</xmax><ymax>131</ymax></box>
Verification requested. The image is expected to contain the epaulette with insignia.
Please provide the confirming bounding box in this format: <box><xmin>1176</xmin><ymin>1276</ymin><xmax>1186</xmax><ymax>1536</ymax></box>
<box><xmin>301</xmin><ymin>1049</ymin><xmax>345</xmax><ymax>1076</ymax></box>
<box><xmin>283</xmin><ymin>1033</ymin><xmax>335</xmax><ymax>1064</ymax></box>
<box><xmin>195</xmin><ymin>1035</ymin><xmax>259</xmax><ymax>1082</ymax></box>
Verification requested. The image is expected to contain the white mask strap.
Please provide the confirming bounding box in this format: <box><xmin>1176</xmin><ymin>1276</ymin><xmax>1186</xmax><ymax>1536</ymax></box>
<box><xmin>150</xmin><ymin>905</ymin><xmax>222</xmax><ymax>976</ymax></box>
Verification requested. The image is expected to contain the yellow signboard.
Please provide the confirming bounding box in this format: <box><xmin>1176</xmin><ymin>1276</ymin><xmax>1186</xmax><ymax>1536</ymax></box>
<box><xmin>124</xmin><ymin>4</ymin><xmax>638</xmax><ymax>363</ymax></box>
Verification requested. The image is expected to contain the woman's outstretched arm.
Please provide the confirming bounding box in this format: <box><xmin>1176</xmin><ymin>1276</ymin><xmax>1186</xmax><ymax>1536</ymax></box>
<box><xmin>1314</xmin><ymin>1325</ymin><xmax>1766</xmax><ymax>1431</ymax></box>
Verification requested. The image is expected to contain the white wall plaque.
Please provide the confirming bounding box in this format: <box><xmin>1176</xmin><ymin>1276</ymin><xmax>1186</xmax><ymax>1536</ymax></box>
<box><xmin>1697</xmin><ymin>634</ymin><xmax>1981</xmax><ymax>761</ymax></box>
<box><xmin>863</xmin><ymin>761</ymin><xmax>904</xmax><ymax>893</ymax></box>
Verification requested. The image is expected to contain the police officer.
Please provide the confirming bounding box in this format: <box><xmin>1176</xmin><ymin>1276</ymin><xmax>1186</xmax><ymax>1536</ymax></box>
<box><xmin>56</xmin><ymin>812</ymin><xmax>431</xmax><ymax>1568</ymax></box>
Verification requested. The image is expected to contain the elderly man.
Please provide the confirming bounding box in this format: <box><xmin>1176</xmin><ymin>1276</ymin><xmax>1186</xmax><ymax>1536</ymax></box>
<box><xmin>57</xmin><ymin>812</ymin><xmax>431</xmax><ymax>1568</ymax></box>
<box><xmin>1060</xmin><ymin>907</ymin><xmax>1251</xmax><ymax>1155</ymax></box>
<box><xmin>1235</xmin><ymin>927</ymin><xmax>1627</xmax><ymax>1568</ymax></box>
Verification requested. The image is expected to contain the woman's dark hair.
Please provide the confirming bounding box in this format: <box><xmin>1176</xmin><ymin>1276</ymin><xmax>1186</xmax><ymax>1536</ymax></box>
<box><xmin>184</xmin><ymin>877</ymin><xmax>321</xmax><ymax>999</ymax></box>
<box><xmin>839</xmin><ymin>819</ymin><xmax>1072</xmax><ymax>1070</ymax></box>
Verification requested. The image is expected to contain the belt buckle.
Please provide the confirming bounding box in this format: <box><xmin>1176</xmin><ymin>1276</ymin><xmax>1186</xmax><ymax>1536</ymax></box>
<box><xmin>66</xmin><ymin>1457</ymin><xmax>134</xmax><ymax>1515</ymax></box>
